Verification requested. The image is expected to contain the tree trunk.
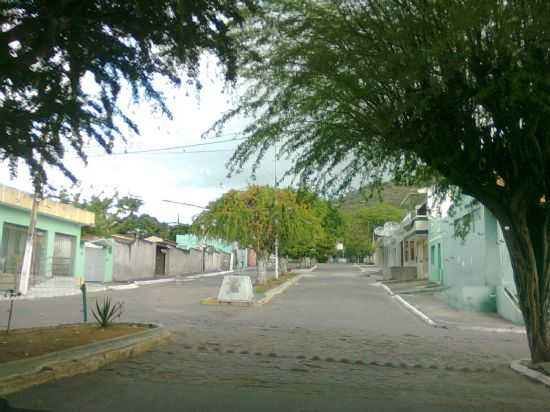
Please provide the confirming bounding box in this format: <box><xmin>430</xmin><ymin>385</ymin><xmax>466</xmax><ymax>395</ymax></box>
<box><xmin>280</xmin><ymin>256</ymin><xmax>288</xmax><ymax>274</ymax></box>
<box><xmin>257</xmin><ymin>254</ymin><xmax>268</xmax><ymax>285</ymax></box>
<box><xmin>499</xmin><ymin>203</ymin><xmax>550</xmax><ymax>363</ymax></box>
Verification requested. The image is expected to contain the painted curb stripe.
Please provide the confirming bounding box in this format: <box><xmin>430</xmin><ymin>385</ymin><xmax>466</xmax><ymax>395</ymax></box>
<box><xmin>255</xmin><ymin>275</ymin><xmax>305</xmax><ymax>306</ymax></box>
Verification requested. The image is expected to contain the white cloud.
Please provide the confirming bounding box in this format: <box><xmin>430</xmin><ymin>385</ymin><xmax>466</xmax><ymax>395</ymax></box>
<box><xmin>1</xmin><ymin>58</ymin><xmax>290</xmax><ymax>224</ymax></box>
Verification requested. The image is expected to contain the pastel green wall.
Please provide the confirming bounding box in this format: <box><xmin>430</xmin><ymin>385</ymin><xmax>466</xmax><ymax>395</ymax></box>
<box><xmin>428</xmin><ymin>198</ymin><xmax>498</xmax><ymax>312</ymax></box>
<box><xmin>428</xmin><ymin>195</ymin><xmax>522</xmax><ymax>322</ymax></box>
<box><xmin>82</xmin><ymin>239</ymin><xmax>114</xmax><ymax>283</ymax></box>
<box><xmin>0</xmin><ymin>203</ymin><xmax>84</xmax><ymax>278</ymax></box>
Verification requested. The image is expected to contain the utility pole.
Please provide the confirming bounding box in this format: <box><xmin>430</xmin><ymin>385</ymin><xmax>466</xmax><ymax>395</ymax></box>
<box><xmin>18</xmin><ymin>191</ymin><xmax>40</xmax><ymax>295</ymax></box>
<box><xmin>274</xmin><ymin>139</ymin><xmax>279</xmax><ymax>280</ymax></box>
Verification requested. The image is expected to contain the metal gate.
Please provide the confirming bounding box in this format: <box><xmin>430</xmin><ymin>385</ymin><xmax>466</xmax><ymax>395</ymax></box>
<box><xmin>52</xmin><ymin>233</ymin><xmax>76</xmax><ymax>277</ymax></box>
<box><xmin>0</xmin><ymin>223</ymin><xmax>46</xmax><ymax>290</ymax></box>
<box><xmin>84</xmin><ymin>246</ymin><xmax>106</xmax><ymax>282</ymax></box>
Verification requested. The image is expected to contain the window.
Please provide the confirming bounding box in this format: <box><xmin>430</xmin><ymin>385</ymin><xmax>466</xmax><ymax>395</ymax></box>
<box><xmin>404</xmin><ymin>241</ymin><xmax>409</xmax><ymax>261</ymax></box>
<box><xmin>410</xmin><ymin>241</ymin><xmax>415</xmax><ymax>261</ymax></box>
<box><xmin>431</xmin><ymin>245</ymin><xmax>435</xmax><ymax>265</ymax></box>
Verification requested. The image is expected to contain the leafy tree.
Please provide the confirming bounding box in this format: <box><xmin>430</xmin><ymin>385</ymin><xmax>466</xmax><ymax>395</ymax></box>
<box><xmin>192</xmin><ymin>185</ymin><xmax>320</xmax><ymax>284</ymax></box>
<box><xmin>74</xmin><ymin>192</ymin><xmax>118</xmax><ymax>237</ymax></box>
<box><xmin>115</xmin><ymin>196</ymin><xmax>144</xmax><ymax>219</ymax></box>
<box><xmin>341</xmin><ymin>204</ymin><xmax>405</xmax><ymax>261</ymax></box>
<box><xmin>0</xmin><ymin>0</ymin><xmax>254</xmax><ymax>189</ymax></box>
<box><xmin>55</xmin><ymin>188</ymin><xmax>174</xmax><ymax>239</ymax></box>
<box><xmin>291</xmin><ymin>190</ymin><xmax>344</xmax><ymax>262</ymax></box>
<box><xmin>212</xmin><ymin>0</ymin><xmax>550</xmax><ymax>361</ymax></box>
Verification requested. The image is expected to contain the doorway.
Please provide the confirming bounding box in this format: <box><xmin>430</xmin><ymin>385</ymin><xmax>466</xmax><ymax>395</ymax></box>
<box><xmin>155</xmin><ymin>246</ymin><xmax>166</xmax><ymax>276</ymax></box>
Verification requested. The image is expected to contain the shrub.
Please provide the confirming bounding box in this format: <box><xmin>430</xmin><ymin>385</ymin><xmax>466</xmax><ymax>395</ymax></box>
<box><xmin>92</xmin><ymin>297</ymin><xmax>124</xmax><ymax>328</ymax></box>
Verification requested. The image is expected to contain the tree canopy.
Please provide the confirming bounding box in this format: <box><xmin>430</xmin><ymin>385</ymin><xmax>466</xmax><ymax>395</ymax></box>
<box><xmin>191</xmin><ymin>185</ymin><xmax>329</xmax><ymax>283</ymax></box>
<box><xmin>283</xmin><ymin>190</ymin><xmax>343</xmax><ymax>262</ymax></box>
<box><xmin>56</xmin><ymin>189</ymin><xmax>190</xmax><ymax>240</ymax></box>
<box><xmin>341</xmin><ymin>203</ymin><xmax>405</xmax><ymax>261</ymax></box>
<box><xmin>0</xmin><ymin>0</ymin><xmax>253</xmax><ymax>189</ymax></box>
<box><xmin>211</xmin><ymin>0</ymin><xmax>550</xmax><ymax>361</ymax></box>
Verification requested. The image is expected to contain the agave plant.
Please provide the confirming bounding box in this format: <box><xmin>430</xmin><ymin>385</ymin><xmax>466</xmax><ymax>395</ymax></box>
<box><xmin>92</xmin><ymin>296</ymin><xmax>124</xmax><ymax>328</ymax></box>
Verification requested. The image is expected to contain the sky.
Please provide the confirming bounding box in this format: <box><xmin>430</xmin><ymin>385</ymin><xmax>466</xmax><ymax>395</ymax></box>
<box><xmin>0</xmin><ymin>59</ymin><xmax>290</xmax><ymax>224</ymax></box>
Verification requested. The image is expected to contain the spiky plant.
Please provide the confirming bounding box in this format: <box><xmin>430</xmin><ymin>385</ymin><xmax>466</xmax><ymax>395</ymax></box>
<box><xmin>92</xmin><ymin>297</ymin><xmax>124</xmax><ymax>328</ymax></box>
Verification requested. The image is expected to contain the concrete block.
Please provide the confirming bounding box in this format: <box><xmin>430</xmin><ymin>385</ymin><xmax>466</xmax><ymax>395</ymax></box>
<box><xmin>384</xmin><ymin>266</ymin><xmax>417</xmax><ymax>281</ymax></box>
<box><xmin>217</xmin><ymin>275</ymin><xmax>254</xmax><ymax>303</ymax></box>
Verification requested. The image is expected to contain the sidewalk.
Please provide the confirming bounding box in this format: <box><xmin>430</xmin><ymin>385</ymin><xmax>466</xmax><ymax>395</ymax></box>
<box><xmin>382</xmin><ymin>279</ymin><xmax>525</xmax><ymax>334</ymax></box>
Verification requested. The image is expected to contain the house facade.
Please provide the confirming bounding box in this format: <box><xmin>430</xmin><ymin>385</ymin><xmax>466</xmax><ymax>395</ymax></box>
<box><xmin>374</xmin><ymin>196</ymin><xmax>429</xmax><ymax>281</ymax></box>
<box><xmin>428</xmin><ymin>194</ymin><xmax>523</xmax><ymax>324</ymax></box>
<box><xmin>0</xmin><ymin>184</ymin><xmax>94</xmax><ymax>292</ymax></box>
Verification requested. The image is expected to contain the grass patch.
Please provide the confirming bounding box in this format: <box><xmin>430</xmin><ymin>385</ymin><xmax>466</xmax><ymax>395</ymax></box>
<box><xmin>254</xmin><ymin>272</ymin><xmax>298</xmax><ymax>294</ymax></box>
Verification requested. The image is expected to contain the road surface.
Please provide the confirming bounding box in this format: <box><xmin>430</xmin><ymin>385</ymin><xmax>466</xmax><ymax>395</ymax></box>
<box><xmin>5</xmin><ymin>264</ymin><xmax>549</xmax><ymax>411</ymax></box>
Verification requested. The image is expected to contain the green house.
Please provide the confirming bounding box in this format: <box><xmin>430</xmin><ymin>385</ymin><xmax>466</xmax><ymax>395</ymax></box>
<box><xmin>0</xmin><ymin>184</ymin><xmax>95</xmax><ymax>292</ymax></box>
<box><xmin>428</xmin><ymin>194</ymin><xmax>523</xmax><ymax>324</ymax></box>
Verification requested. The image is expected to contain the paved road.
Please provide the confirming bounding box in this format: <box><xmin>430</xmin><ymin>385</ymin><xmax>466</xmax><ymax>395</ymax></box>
<box><xmin>5</xmin><ymin>264</ymin><xmax>550</xmax><ymax>411</ymax></box>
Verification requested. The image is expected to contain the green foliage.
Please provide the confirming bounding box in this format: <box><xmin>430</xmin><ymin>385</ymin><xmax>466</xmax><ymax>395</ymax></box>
<box><xmin>92</xmin><ymin>297</ymin><xmax>124</xmax><ymax>328</ymax></box>
<box><xmin>192</xmin><ymin>185</ymin><xmax>325</xmax><ymax>260</ymax></box>
<box><xmin>212</xmin><ymin>0</ymin><xmax>550</xmax><ymax>360</ymax></box>
<box><xmin>286</xmin><ymin>189</ymin><xmax>344</xmax><ymax>260</ymax></box>
<box><xmin>54</xmin><ymin>188</ymin><xmax>180</xmax><ymax>239</ymax></box>
<box><xmin>341</xmin><ymin>203</ymin><xmax>405</xmax><ymax>259</ymax></box>
<box><xmin>213</xmin><ymin>0</ymin><xmax>550</xmax><ymax>203</ymax></box>
<box><xmin>0</xmin><ymin>0</ymin><xmax>254</xmax><ymax>189</ymax></box>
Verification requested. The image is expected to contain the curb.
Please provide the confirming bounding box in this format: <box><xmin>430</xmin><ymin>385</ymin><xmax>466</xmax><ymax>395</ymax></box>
<box><xmin>294</xmin><ymin>265</ymin><xmax>318</xmax><ymax>273</ymax></box>
<box><xmin>176</xmin><ymin>270</ymin><xmax>234</xmax><ymax>282</ymax></box>
<box><xmin>379</xmin><ymin>283</ymin><xmax>394</xmax><ymax>296</ymax></box>
<box><xmin>255</xmin><ymin>275</ymin><xmax>304</xmax><ymax>306</ymax></box>
<box><xmin>510</xmin><ymin>360</ymin><xmax>550</xmax><ymax>387</ymax></box>
<box><xmin>376</xmin><ymin>282</ymin><xmax>441</xmax><ymax>327</ymax></box>
<box><xmin>0</xmin><ymin>323</ymin><xmax>171</xmax><ymax>396</ymax></box>
<box><xmin>134</xmin><ymin>278</ymin><xmax>176</xmax><ymax>286</ymax></box>
<box><xmin>379</xmin><ymin>282</ymin><xmax>526</xmax><ymax>333</ymax></box>
<box><xmin>393</xmin><ymin>294</ymin><xmax>439</xmax><ymax>327</ymax></box>
<box><xmin>459</xmin><ymin>325</ymin><xmax>526</xmax><ymax>334</ymax></box>
<box><xmin>106</xmin><ymin>284</ymin><xmax>139</xmax><ymax>291</ymax></box>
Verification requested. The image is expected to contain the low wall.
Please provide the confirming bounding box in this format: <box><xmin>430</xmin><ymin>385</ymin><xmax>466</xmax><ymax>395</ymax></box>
<box><xmin>112</xmin><ymin>239</ymin><xmax>156</xmax><ymax>281</ymax></box>
<box><xmin>166</xmin><ymin>247</ymin><xmax>201</xmax><ymax>276</ymax></box>
<box><xmin>436</xmin><ymin>285</ymin><xmax>497</xmax><ymax>312</ymax></box>
<box><xmin>383</xmin><ymin>266</ymin><xmax>417</xmax><ymax>281</ymax></box>
<box><xmin>111</xmin><ymin>239</ymin><xmax>230</xmax><ymax>281</ymax></box>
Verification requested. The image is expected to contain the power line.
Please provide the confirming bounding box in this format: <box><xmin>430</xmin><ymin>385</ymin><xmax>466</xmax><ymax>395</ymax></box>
<box><xmin>163</xmin><ymin>199</ymin><xmax>209</xmax><ymax>210</ymax></box>
<box><xmin>88</xmin><ymin>137</ymin><xmax>245</xmax><ymax>157</ymax></box>
<box><xmin>115</xmin><ymin>149</ymin><xmax>234</xmax><ymax>156</ymax></box>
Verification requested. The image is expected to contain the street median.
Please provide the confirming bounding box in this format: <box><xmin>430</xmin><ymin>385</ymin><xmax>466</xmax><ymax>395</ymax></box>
<box><xmin>0</xmin><ymin>323</ymin><xmax>170</xmax><ymax>396</ymax></box>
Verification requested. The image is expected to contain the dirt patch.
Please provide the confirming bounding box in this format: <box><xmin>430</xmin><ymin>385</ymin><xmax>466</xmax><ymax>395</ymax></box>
<box><xmin>254</xmin><ymin>272</ymin><xmax>298</xmax><ymax>294</ymax></box>
<box><xmin>0</xmin><ymin>323</ymin><xmax>149</xmax><ymax>364</ymax></box>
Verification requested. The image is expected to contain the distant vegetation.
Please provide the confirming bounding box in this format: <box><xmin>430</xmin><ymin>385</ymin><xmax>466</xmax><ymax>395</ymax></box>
<box><xmin>336</xmin><ymin>183</ymin><xmax>416</xmax><ymax>261</ymax></box>
<box><xmin>53</xmin><ymin>188</ymin><xmax>190</xmax><ymax>241</ymax></box>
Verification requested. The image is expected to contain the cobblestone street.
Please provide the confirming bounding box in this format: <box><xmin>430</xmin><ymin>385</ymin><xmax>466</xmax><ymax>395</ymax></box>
<box><xmin>5</xmin><ymin>264</ymin><xmax>550</xmax><ymax>411</ymax></box>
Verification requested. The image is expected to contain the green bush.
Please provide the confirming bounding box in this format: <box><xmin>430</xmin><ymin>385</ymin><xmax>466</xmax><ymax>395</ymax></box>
<box><xmin>92</xmin><ymin>296</ymin><xmax>124</xmax><ymax>328</ymax></box>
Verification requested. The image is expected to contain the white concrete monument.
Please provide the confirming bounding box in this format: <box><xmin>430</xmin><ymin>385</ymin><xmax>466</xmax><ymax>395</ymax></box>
<box><xmin>217</xmin><ymin>275</ymin><xmax>254</xmax><ymax>304</ymax></box>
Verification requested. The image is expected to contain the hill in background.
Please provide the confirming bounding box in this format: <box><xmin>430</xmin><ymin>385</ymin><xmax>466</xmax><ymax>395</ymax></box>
<box><xmin>338</xmin><ymin>183</ymin><xmax>422</xmax><ymax>212</ymax></box>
